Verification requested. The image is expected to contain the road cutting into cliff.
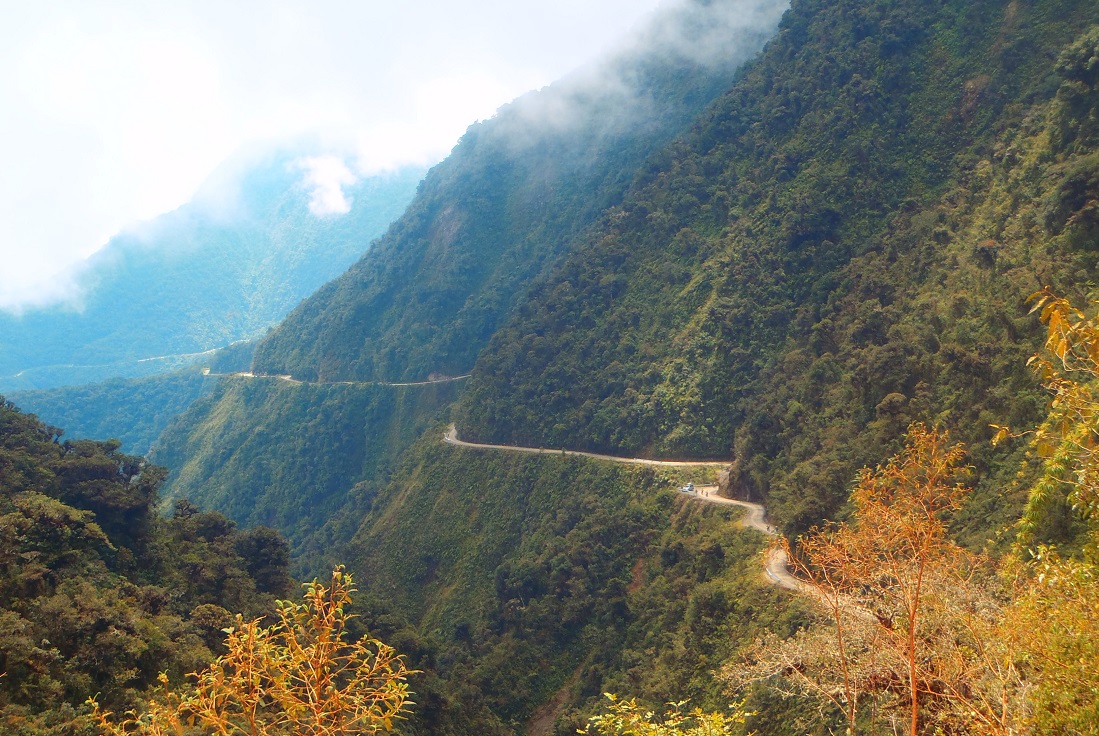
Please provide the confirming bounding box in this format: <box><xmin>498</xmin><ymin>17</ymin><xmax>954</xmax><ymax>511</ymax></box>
<box><xmin>204</xmin><ymin>369</ymin><xmax>470</xmax><ymax>387</ymax></box>
<box><xmin>441</xmin><ymin>423</ymin><xmax>805</xmax><ymax>591</ymax></box>
<box><xmin>442</xmin><ymin>423</ymin><xmax>729</xmax><ymax>468</ymax></box>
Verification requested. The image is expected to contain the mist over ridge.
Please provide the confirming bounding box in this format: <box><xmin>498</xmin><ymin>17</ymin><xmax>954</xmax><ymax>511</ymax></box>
<box><xmin>493</xmin><ymin>0</ymin><xmax>790</xmax><ymax>146</ymax></box>
<box><xmin>252</xmin><ymin>0</ymin><xmax>790</xmax><ymax>384</ymax></box>
<box><xmin>0</xmin><ymin>147</ymin><xmax>426</xmax><ymax>391</ymax></box>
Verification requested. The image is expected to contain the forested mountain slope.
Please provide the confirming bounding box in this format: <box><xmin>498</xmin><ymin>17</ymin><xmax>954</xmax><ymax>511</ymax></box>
<box><xmin>151</xmin><ymin>376</ymin><xmax>464</xmax><ymax>566</ymax></box>
<box><xmin>154</xmin><ymin>0</ymin><xmax>789</xmax><ymax>571</ymax></box>
<box><xmin>0</xmin><ymin>399</ymin><xmax>292</xmax><ymax>733</ymax></box>
<box><xmin>7</xmin><ymin>338</ymin><xmax>257</xmax><ymax>457</ymax></box>
<box><xmin>9</xmin><ymin>367</ymin><xmax>217</xmax><ymax>456</ymax></box>
<box><xmin>251</xmin><ymin>0</ymin><xmax>789</xmax><ymax>383</ymax></box>
<box><xmin>344</xmin><ymin>437</ymin><xmax>796</xmax><ymax>735</ymax></box>
<box><xmin>147</xmin><ymin>0</ymin><xmax>1099</xmax><ymax>732</ymax></box>
<box><xmin>457</xmin><ymin>0</ymin><xmax>1099</xmax><ymax>530</ymax></box>
<box><xmin>0</xmin><ymin>156</ymin><xmax>423</xmax><ymax>392</ymax></box>
<box><xmin>339</xmin><ymin>8</ymin><xmax>1099</xmax><ymax>723</ymax></box>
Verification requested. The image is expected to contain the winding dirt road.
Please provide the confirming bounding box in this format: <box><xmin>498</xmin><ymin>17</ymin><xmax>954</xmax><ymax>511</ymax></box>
<box><xmin>442</xmin><ymin>424</ymin><xmax>728</xmax><ymax>468</ymax></box>
<box><xmin>441</xmin><ymin>423</ymin><xmax>805</xmax><ymax>591</ymax></box>
<box><xmin>204</xmin><ymin>370</ymin><xmax>470</xmax><ymax>387</ymax></box>
<box><xmin>681</xmin><ymin>486</ymin><xmax>807</xmax><ymax>592</ymax></box>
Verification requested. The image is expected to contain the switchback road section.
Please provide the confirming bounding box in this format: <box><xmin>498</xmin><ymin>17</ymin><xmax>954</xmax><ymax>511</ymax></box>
<box><xmin>441</xmin><ymin>423</ymin><xmax>803</xmax><ymax>591</ymax></box>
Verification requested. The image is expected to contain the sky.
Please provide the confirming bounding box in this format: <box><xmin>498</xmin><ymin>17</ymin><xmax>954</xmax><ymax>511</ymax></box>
<box><xmin>0</xmin><ymin>0</ymin><xmax>668</xmax><ymax>311</ymax></box>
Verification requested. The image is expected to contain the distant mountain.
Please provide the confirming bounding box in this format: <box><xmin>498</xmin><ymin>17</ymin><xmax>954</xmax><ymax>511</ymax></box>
<box><xmin>8</xmin><ymin>366</ymin><xmax>217</xmax><ymax>456</ymax></box>
<box><xmin>0</xmin><ymin>153</ymin><xmax>424</xmax><ymax>391</ymax></box>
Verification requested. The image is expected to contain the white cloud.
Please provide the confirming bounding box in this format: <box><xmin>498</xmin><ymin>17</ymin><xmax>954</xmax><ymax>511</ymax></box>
<box><xmin>0</xmin><ymin>0</ymin><xmax>687</xmax><ymax>310</ymax></box>
<box><xmin>295</xmin><ymin>156</ymin><xmax>357</xmax><ymax>216</ymax></box>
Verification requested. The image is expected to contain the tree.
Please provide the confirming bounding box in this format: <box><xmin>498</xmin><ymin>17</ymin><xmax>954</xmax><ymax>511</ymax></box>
<box><xmin>997</xmin><ymin>289</ymin><xmax>1099</xmax><ymax>734</ymax></box>
<box><xmin>1013</xmin><ymin>288</ymin><xmax>1099</xmax><ymax>538</ymax></box>
<box><xmin>580</xmin><ymin>693</ymin><xmax>749</xmax><ymax>736</ymax></box>
<box><xmin>725</xmin><ymin>426</ymin><xmax>1024</xmax><ymax>735</ymax></box>
<box><xmin>92</xmin><ymin>566</ymin><xmax>413</xmax><ymax>735</ymax></box>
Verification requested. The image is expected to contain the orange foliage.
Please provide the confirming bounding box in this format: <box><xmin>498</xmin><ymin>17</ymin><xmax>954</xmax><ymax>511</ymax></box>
<box><xmin>91</xmin><ymin>566</ymin><xmax>413</xmax><ymax>735</ymax></box>
<box><xmin>728</xmin><ymin>426</ymin><xmax>1025</xmax><ymax>735</ymax></box>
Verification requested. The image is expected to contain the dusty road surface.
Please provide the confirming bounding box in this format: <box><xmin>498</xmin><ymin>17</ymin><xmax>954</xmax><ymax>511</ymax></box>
<box><xmin>442</xmin><ymin>424</ymin><xmax>808</xmax><ymax>591</ymax></box>
<box><xmin>443</xmin><ymin>424</ymin><xmax>728</xmax><ymax>468</ymax></box>
<box><xmin>679</xmin><ymin>487</ymin><xmax>807</xmax><ymax>592</ymax></box>
<box><xmin>203</xmin><ymin>370</ymin><xmax>470</xmax><ymax>387</ymax></box>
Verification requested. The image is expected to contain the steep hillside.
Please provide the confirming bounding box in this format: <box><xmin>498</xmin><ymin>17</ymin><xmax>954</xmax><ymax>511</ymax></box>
<box><xmin>0</xmin><ymin>398</ymin><xmax>292</xmax><ymax>733</ymax></box>
<box><xmin>148</xmin><ymin>0</ymin><xmax>1099</xmax><ymax>732</ymax></box>
<box><xmin>156</xmin><ymin>0</ymin><xmax>790</xmax><ymax>569</ymax></box>
<box><xmin>251</xmin><ymin>0</ymin><xmax>789</xmax><ymax>383</ymax></box>
<box><xmin>8</xmin><ymin>367</ymin><xmax>217</xmax><ymax>456</ymax></box>
<box><xmin>7</xmin><ymin>340</ymin><xmax>258</xmax><ymax>457</ymax></box>
<box><xmin>457</xmin><ymin>0</ymin><xmax>1099</xmax><ymax>530</ymax></box>
<box><xmin>0</xmin><ymin>157</ymin><xmax>423</xmax><ymax>392</ymax></box>
<box><xmin>343</xmin><ymin>435</ymin><xmax>805</xmax><ymax>734</ymax></box>
<box><xmin>151</xmin><ymin>376</ymin><xmax>465</xmax><ymax>569</ymax></box>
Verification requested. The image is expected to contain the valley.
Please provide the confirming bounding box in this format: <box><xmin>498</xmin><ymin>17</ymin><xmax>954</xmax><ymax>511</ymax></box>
<box><xmin>3</xmin><ymin>0</ymin><xmax>1099</xmax><ymax>732</ymax></box>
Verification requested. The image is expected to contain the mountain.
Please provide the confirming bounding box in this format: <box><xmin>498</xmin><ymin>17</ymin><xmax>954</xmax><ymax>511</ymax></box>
<box><xmin>251</xmin><ymin>0</ymin><xmax>789</xmax><ymax>382</ymax></box>
<box><xmin>154</xmin><ymin>0</ymin><xmax>789</xmax><ymax>561</ymax></box>
<box><xmin>337</xmin><ymin>1</ymin><xmax>1099</xmax><ymax>728</ymax></box>
<box><xmin>7</xmin><ymin>366</ymin><xmax>217</xmax><ymax>457</ymax></box>
<box><xmin>0</xmin><ymin>154</ymin><xmax>424</xmax><ymax>392</ymax></box>
<box><xmin>453</xmin><ymin>0</ymin><xmax>1099</xmax><ymax>533</ymax></box>
<box><xmin>63</xmin><ymin>0</ymin><xmax>1099</xmax><ymax>731</ymax></box>
<box><xmin>6</xmin><ymin>336</ymin><xmax>257</xmax><ymax>457</ymax></box>
<box><xmin>151</xmin><ymin>376</ymin><xmax>465</xmax><ymax>564</ymax></box>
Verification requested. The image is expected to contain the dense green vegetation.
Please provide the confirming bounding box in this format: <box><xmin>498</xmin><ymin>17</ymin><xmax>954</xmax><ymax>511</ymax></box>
<box><xmin>457</xmin><ymin>0</ymin><xmax>1099</xmax><ymax>532</ymax></box>
<box><xmin>0</xmin><ymin>159</ymin><xmax>423</xmax><ymax>392</ymax></box>
<box><xmin>155</xmin><ymin>0</ymin><xmax>791</xmax><ymax>566</ymax></box>
<box><xmin>151</xmin><ymin>377</ymin><xmax>464</xmax><ymax>572</ymax></box>
<box><xmin>344</xmin><ymin>436</ymin><xmax>809</xmax><ymax>735</ymax></box>
<box><xmin>7</xmin><ymin>342</ymin><xmax>258</xmax><ymax>458</ymax></box>
<box><xmin>251</xmin><ymin>0</ymin><xmax>786</xmax><ymax>383</ymax></box>
<box><xmin>9</xmin><ymin>368</ymin><xmax>217</xmax><ymax>456</ymax></box>
<box><xmin>64</xmin><ymin>0</ymin><xmax>1099</xmax><ymax>732</ymax></box>
<box><xmin>0</xmin><ymin>398</ymin><xmax>292</xmax><ymax>734</ymax></box>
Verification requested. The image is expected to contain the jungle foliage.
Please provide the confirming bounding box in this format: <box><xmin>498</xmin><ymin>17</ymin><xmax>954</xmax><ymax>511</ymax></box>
<box><xmin>150</xmin><ymin>377</ymin><xmax>464</xmax><ymax>573</ymax></box>
<box><xmin>250</xmin><ymin>0</ymin><xmax>786</xmax><ymax>384</ymax></box>
<box><xmin>6</xmin><ymin>340</ymin><xmax>258</xmax><ymax>459</ymax></box>
<box><xmin>0</xmin><ymin>398</ymin><xmax>293</xmax><ymax>734</ymax></box>
<box><xmin>92</xmin><ymin>568</ymin><xmax>413</xmax><ymax>736</ymax></box>
<box><xmin>131</xmin><ymin>0</ymin><xmax>1099</xmax><ymax>733</ymax></box>
<box><xmin>329</xmin><ymin>434</ymin><xmax>824</xmax><ymax>736</ymax></box>
<box><xmin>458</xmin><ymin>0</ymin><xmax>1099</xmax><ymax>534</ymax></box>
<box><xmin>9</xmin><ymin>368</ymin><xmax>218</xmax><ymax>457</ymax></box>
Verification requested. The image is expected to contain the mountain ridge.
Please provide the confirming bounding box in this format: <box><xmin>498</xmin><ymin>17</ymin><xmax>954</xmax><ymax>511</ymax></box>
<box><xmin>0</xmin><ymin>154</ymin><xmax>424</xmax><ymax>391</ymax></box>
<box><xmin>251</xmin><ymin>0</ymin><xmax>789</xmax><ymax>383</ymax></box>
<box><xmin>14</xmin><ymin>0</ymin><xmax>1099</xmax><ymax>731</ymax></box>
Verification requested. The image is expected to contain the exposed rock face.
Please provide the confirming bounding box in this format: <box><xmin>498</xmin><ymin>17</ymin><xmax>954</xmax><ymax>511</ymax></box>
<box><xmin>717</xmin><ymin>464</ymin><xmax>734</xmax><ymax>498</ymax></box>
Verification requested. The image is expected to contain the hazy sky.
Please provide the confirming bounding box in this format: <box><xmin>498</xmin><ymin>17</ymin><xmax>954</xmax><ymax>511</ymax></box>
<box><xmin>0</xmin><ymin>0</ymin><xmax>668</xmax><ymax>310</ymax></box>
